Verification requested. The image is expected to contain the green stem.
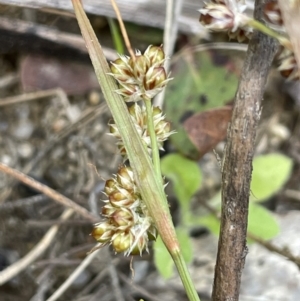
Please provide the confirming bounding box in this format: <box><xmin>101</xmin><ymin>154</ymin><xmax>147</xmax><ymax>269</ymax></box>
<box><xmin>172</xmin><ymin>250</ymin><xmax>201</xmax><ymax>301</ymax></box>
<box><xmin>246</xmin><ymin>18</ymin><xmax>292</xmax><ymax>50</ymax></box>
<box><xmin>107</xmin><ymin>18</ymin><xmax>124</xmax><ymax>54</ymax></box>
<box><xmin>143</xmin><ymin>96</ymin><xmax>162</xmax><ymax>183</ymax></box>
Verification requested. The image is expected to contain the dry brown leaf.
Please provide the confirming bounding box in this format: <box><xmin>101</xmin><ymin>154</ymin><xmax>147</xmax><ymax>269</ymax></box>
<box><xmin>20</xmin><ymin>54</ymin><xmax>99</xmax><ymax>95</ymax></box>
<box><xmin>183</xmin><ymin>106</ymin><xmax>232</xmax><ymax>157</ymax></box>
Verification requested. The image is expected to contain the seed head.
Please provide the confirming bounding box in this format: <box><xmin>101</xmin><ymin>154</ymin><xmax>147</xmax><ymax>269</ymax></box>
<box><xmin>144</xmin><ymin>45</ymin><xmax>165</xmax><ymax>67</ymax></box>
<box><xmin>112</xmin><ymin>231</ymin><xmax>133</xmax><ymax>253</ymax></box>
<box><xmin>91</xmin><ymin>166</ymin><xmax>157</xmax><ymax>256</ymax></box>
<box><xmin>199</xmin><ymin>1</ymin><xmax>249</xmax><ymax>40</ymax></box>
<box><xmin>92</xmin><ymin>222</ymin><xmax>114</xmax><ymax>243</ymax></box>
<box><xmin>109</xmin><ymin>46</ymin><xmax>171</xmax><ymax>102</ymax></box>
<box><xmin>263</xmin><ymin>1</ymin><xmax>283</xmax><ymax>26</ymax></box>
<box><xmin>109</xmin><ymin>103</ymin><xmax>174</xmax><ymax>160</ymax></box>
<box><xmin>277</xmin><ymin>49</ymin><xmax>299</xmax><ymax>80</ymax></box>
<box><xmin>228</xmin><ymin>27</ymin><xmax>252</xmax><ymax>42</ymax></box>
<box><xmin>199</xmin><ymin>3</ymin><xmax>235</xmax><ymax>31</ymax></box>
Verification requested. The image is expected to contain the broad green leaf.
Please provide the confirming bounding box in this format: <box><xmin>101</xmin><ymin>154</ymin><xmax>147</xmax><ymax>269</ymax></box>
<box><xmin>248</xmin><ymin>202</ymin><xmax>279</xmax><ymax>241</ymax></box>
<box><xmin>164</xmin><ymin>50</ymin><xmax>238</xmax><ymax>158</ymax></box>
<box><xmin>251</xmin><ymin>153</ymin><xmax>292</xmax><ymax>202</ymax></box>
<box><xmin>154</xmin><ymin>235</ymin><xmax>174</xmax><ymax>279</ymax></box>
<box><xmin>154</xmin><ymin>227</ymin><xmax>193</xmax><ymax>279</ymax></box>
<box><xmin>161</xmin><ymin>154</ymin><xmax>202</xmax><ymax>213</ymax></box>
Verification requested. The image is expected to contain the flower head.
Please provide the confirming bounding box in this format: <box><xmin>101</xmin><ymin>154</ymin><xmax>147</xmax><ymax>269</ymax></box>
<box><xmin>109</xmin><ymin>103</ymin><xmax>175</xmax><ymax>160</ymax></box>
<box><xmin>109</xmin><ymin>45</ymin><xmax>171</xmax><ymax>102</ymax></box>
<box><xmin>277</xmin><ymin>49</ymin><xmax>299</xmax><ymax>80</ymax></box>
<box><xmin>199</xmin><ymin>3</ymin><xmax>235</xmax><ymax>31</ymax></box>
<box><xmin>91</xmin><ymin>166</ymin><xmax>157</xmax><ymax>256</ymax></box>
<box><xmin>263</xmin><ymin>1</ymin><xmax>283</xmax><ymax>26</ymax></box>
<box><xmin>199</xmin><ymin>1</ymin><xmax>249</xmax><ymax>41</ymax></box>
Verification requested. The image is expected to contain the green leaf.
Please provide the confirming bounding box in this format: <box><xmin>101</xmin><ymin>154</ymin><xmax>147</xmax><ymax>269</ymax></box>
<box><xmin>196</xmin><ymin>214</ymin><xmax>220</xmax><ymax>236</ymax></box>
<box><xmin>251</xmin><ymin>153</ymin><xmax>292</xmax><ymax>202</ymax></box>
<box><xmin>248</xmin><ymin>202</ymin><xmax>279</xmax><ymax>241</ymax></box>
<box><xmin>161</xmin><ymin>154</ymin><xmax>202</xmax><ymax>213</ymax></box>
<box><xmin>107</xmin><ymin>18</ymin><xmax>124</xmax><ymax>54</ymax></box>
<box><xmin>164</xmin><ymin>51</ymin><xmax>238</xmax><ymax>158</ymax></box>
<box><xmin>177</xmin><ymin>227</ymin><xmax>193</xmax><ymax>264</ymax></box>
<box><xmin>154</xmin><ymin>235</ymin><xmax>174</xmax><ymax>279</ymax></box>
<box><xmin>154</xmin><ymin>227</ymin><xmax>193</xmax><ymax>279</ymax></box>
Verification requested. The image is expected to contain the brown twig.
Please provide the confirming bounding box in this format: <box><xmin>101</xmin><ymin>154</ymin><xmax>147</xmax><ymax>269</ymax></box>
<box><xmin>110</xmin><ymin>0</ymin><xmax>135</xmax><ymax>60</ymax></box>
<box><xmin>211</xmin><ymin>1</ymin><xmax>278</xmax><ymax>300</ymax></box>
<box><xmin>0</xmin><ymin>16</ymin><xmax>117</xmax><ymax>61</ymax></box>
<box><xmin>119</xmin><ymin>272</ymin><xmax>162</xmax><ymax>301</ymax></box>
<box><xmin>46</xmin><ymin>247</ymin><xmax>101</xmax><ymax>301</ymax></box>
<box><xmin>0</xmin><ymin>163</ymin><xmax>98</xmax><ymax>222</ymax></box>
<box><xmin>247</xmin><ymin>233</ymin><xmax>300</xmax><ymax>268</ymax></box>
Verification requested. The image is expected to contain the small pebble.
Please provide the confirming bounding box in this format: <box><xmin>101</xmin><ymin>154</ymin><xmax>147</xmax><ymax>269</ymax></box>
<box><xmin>17</xmin><ymin>142</ymin><xmax>34</xmax><ymax>159</ymax></box>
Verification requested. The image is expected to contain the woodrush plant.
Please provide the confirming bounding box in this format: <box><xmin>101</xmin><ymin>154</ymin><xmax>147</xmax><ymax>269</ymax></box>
<box><xmin>71</xmin><ymin>1</ymin><xmax>200</xmax><ymax>300</ymax></box>
<box><xmin>71</xmin><ymin>0</ymin><xmax>297</xmax><ymax>300</ymax></box>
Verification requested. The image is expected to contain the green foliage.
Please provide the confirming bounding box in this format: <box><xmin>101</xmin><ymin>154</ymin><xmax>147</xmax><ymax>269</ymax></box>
<box><xmin>196</xmin><ymin>202</ymin><xmax>280</xmax><ymax>241</ymax></box>
<box><xmin>154</xmin><ymin>227</ymin><xmax>193</xmax><ymax>279</ymax></box>
<box><xmin>154</xmin><ymin>154</ymin><xmax>201</xmax><ymax>278</ymax></box>
<box><xmin>154</xmin><ymin>235</ymin><xmax>173</xmax><ymax>279</ymax></box>
<box><xmin>164</xmin><ymin>51</ymin><xmax>238</xmax><ymax>158</ymax></box>
<box><xmin>161</xmin><ymin>154</ymin><xmax>202</xmax><ymax>213</ymax></box>
<box><xmin>197</xmin><ymin>153</ymin><xmax>292</xmax><ymax>240</ymax></box>
<box><xmin>250</xmin><ymin>153</ymin><xmax>293</xmax><ymax>202</ymax></box>
<box><xmin>107</xmin><ymin>18</ymin><xmax>124</xmax><ymax>54</ymax></box>
<box><xmin>248</xmin><ymin>202</ymin><xmax>280</xmax><ymax>241</ymax></box>
<box><xmin>195</xmin><ymin>214</ymin><xmax>220</xmax><ymax>236</ymax></box>
<box><xmin>176</xmin><ymin>227</ymin><xmax>193</xmax><ymax>264</ymax></box>
<box><xmin>155</xmin><ymin>152</ymin><xmax>291</xmax><ymax>278</ymax></box>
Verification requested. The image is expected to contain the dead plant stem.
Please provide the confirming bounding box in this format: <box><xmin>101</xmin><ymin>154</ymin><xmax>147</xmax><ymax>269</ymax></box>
<box><xmin>110</xmin><ymin>0</ymin><xmax>135</xmax><ymax>60</ymax></box>
<box><xmin>211</xmin><ymin>0</ymin><xmax>278</xmax><ymax>300</ymax></box>
<box><xmin>0</xmin><ymin>163</ymin><xmax>98</xmax><ymax>222</ymax></box>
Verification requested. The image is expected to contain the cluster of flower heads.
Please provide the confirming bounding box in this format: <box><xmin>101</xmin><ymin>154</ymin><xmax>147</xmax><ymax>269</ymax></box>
<box><xmin>263</xmin><ymin>1</ymin><xmax>282</xmax><ymax>26</ymax></box>
<box><xmin>92</xmin><ymin>166</ymin><xmax>157</xmax><ymax>256</ymax></box>
<box><xmin>109</xmin><ymin>103</ymin><xmax>174</xmax><ymax>159</ymax></box>
<box><xmin>199</xmin><ymin>0</ymin><xmax>299</xmax><ymax>81</ymax></box>
<box><xmin>109</xmin><ymin>45</ymin><xmax>172</xmax><ymax>102</ymax></box>
<box><xmin>199</xmin><ymin>0</ymin><xmax>252</xmax><ymax>42</ymax></box>
<box><xmin>91</xmin><ymin>45</ymin><xmax>173</xmax><ymax>255</ymax></box>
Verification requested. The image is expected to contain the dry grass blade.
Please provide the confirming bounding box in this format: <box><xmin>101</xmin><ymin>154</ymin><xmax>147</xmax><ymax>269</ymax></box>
<box><xmin>0</xmin><ymin>163</ymin><xmax>98</xmax><ymax>222</ymax></box>
<box><xmin>46</xmin><ymin>247</ymin><xmax>101</xmax><ymax>301</ymax></box>
<box><xmin>110</xmin><ymin>0</ymin><xmax>135</xmax><ymax>59</ymax></box>
<box><xmin>0</xmin><ymin>208</ymin><xmax>73</xmax><ymax>285</ymax></box>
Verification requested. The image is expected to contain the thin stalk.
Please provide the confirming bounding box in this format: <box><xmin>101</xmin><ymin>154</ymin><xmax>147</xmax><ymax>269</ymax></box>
<box><xmin>107</xmin><ymin>18</ymin><xmax>124</xmax><ymax>54</ymax></box>
<box><xmin>110</xmin><ymin>0</ymin><xmax>135</xmax><ymax>61</ymax></box>
<box><xmin>246</xmin><ymin>18</ymin><xmax>292</xmax><ymax>50</ymax></box>
<box><xmin>143</xmin><ymin>96</ymin><xmax>162</xmax><ymax>183</ymax></box>
<box><xmin>172</xmin><ymin>250</ymin><xmax>200</xmax><ymax>301</ymax></box>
